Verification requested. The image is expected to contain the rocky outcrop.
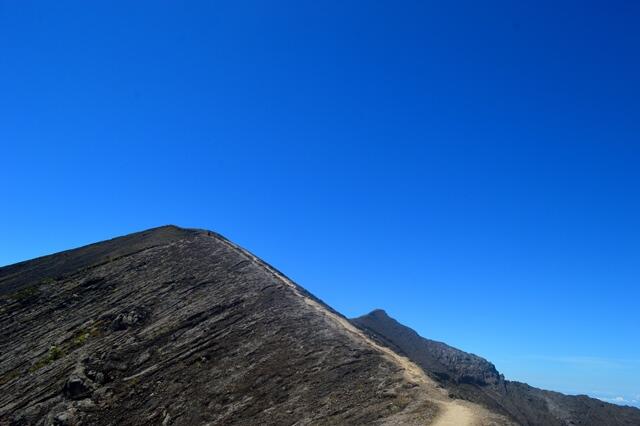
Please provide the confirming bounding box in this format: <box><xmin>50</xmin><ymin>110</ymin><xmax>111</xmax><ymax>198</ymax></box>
<box><xmin>352</xmin><ymin>309</ymin><xmax>640</xmax><ymax>426</ymax></box>
<box><xmin>353</xmin><ymin>309</ymin><xmax>502</xmax><ymax>386</ymax></box>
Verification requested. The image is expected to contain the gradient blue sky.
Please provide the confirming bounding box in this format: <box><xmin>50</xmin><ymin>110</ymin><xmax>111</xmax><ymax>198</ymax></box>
<box><xmin>1</xmin><ymin>1</ymin><xmax>639</xmax><ymax>407</ymax></box>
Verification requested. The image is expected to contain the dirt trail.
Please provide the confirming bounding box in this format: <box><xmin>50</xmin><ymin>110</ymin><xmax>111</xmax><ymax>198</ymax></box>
<box><xmin>216</xmin><ymin>234</ymin><xmax>511</xmax><ymax>425</ymax></box>
<box><xmin>432</xmin><ymin>401</ymin><xmax>476</xmax><ymax>426</ymax></box>
<box><xmin>216</xmin><ymin>235</ymin><xmax>431</xmax><ymax>385</ymax></box>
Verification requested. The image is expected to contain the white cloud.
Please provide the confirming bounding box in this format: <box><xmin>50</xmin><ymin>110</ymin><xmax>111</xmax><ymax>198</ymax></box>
<box><xmin>595</xmin><ymin>395</ymin><xmax>640</xmax><ymax>408</ymax></box>
<box><xmin>596</xmin><ymin>396</ymin><xmax>627</xmax><ymax>404</ymax></box>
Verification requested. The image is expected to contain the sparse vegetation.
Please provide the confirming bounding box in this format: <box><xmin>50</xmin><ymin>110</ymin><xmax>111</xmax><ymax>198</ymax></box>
<box><xmin>9</xmin><ymin>277</ymin><xmax>57</xmax><ymax>304</ymax></box>
<box><xmin>69</xmin><ymin>321</ymin><xmax>103</xmax><ymax>349</ymax></box>
<box><xmin>12</xmin><ymin>286</ymin><xmax>39</xmax><ymax>302</ymax></box>
<box><xmin>73</xmin><ymin>331</ymin><xmax>90</xmax><ymax>346</ymax></box>
<box><xmin>28</xmin><ymin>321</ymin><xmax>104</xmax><ymax>373</ymax></box>
<box><xmin>29</xmin><ymin>345</ymin><xmax>64</xmax><ymax>372</ymax></box>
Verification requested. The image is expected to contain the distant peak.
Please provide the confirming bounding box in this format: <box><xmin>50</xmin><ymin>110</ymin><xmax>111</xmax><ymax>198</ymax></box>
<box><xmin>159</xmin><ymin>224</ymin><xmax>182</xmax><ymax>229</ymax></box>
<box><xmin>350</xmin><ymin>309</ymin><xmax>394</xmax><ymax>322</ymax></box>
<box><xmin>357</xmin><ymin>309</ymin><xmax>397</xmax><ymax>323</ymax></box>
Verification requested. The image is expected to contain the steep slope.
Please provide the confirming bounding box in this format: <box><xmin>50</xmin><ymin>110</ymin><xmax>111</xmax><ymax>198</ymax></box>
<box><xmin>0</xmin><ymin>225</ymin><xmax>196</xmax><ymax>297</ymax></box>
<box><xmin>0</xmin><ymin>226</ymin><xmax>511</xmax><ymax>425</ymax></box>
<box><xmin>352</xmin><ymin>309</ymin><xmax>640</xmax><ymax>426</ymax></box>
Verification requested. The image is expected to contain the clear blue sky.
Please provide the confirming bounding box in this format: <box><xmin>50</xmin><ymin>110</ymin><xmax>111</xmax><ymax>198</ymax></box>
<box><xmin>1</xmin><ymin>0</ymin><xmax>639</xmax><ymax>407</ymax></box>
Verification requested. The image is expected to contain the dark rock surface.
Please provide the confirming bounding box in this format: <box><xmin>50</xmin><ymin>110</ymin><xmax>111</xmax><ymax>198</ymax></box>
<box><xmin>0</xmin><ymin>226</ymin><xmax>437</xmax><ymax>425</ymax></box>
<box><xmin>352</xmin><ymin>309</ymin><xmax>640</xmax><ymax>426</ymax></box>
<box><xmin>2</xmin><ymin>224</ymin><xmax>634</xmax><ymax>425</ymax></box>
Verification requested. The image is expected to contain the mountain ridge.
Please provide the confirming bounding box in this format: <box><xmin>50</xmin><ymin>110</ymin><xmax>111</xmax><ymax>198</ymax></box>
<box><xmin>352</xmin><ymin>309</ymin><xmax>640</xmax><ymax>426</ymax></box>
<box><xmin>1</xmin><ymin>225</ymin><xmax>637</xmax><ymax>425</ymax></box>
<box><xmin>0</xmin><ymin>225</ymin><xmax>510</xmax><ymax>425</ymax></box>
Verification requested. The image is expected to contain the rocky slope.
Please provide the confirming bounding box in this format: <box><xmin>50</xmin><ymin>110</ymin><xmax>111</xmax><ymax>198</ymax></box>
<box><xmin>352</xmin><ymin>309</ymin><xmax>640</xmax><ymax>426</ymax></box>
<box><xmin>0</xmin><ymin>226</ymin><xmax>510</xmax><ymax>426</ymax></box>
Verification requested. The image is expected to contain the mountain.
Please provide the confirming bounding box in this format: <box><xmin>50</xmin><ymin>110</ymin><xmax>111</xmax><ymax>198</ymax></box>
<box><xmin>352</xmin><ymin>309</ymin><xmax>640</xmax><ymax>426</ymax></box>
<box><xmin>0</xmin><ymin>226</ymin><xmax>512</xmax><ymax>425</ymax></box>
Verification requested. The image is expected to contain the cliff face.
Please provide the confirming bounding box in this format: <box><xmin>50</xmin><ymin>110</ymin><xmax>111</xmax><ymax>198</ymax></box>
<box><xmin>1</xmin><ymin>226</ymin><xmax>440</xmax><ymax>425</ymax></box>
<box><xmin>352</xmin><ymin>309</ymin><xmax>502</xmax><ymax>386</ymax></box>
<box><xmin>352</xmin><ymin>309</ymin><xmax>640</xmax><ymax>426</ymax></box>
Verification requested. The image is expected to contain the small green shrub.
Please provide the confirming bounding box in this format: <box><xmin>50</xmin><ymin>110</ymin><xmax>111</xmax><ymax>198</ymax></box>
<box><xmin>29</xmin><ymin>345</ymin><xmax>65</xmax><ymax>372</ymax></box>
<box><xmin>73</xmin><ymin>332</ymin><xmax>90</xmax><ymax>346</ymax></box>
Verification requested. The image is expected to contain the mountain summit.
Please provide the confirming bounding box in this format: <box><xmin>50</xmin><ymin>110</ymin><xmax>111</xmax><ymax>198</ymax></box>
<box><xmin>0</xmin><ymin>226</ymin><xmax>509</xmax><ymax>425</ymax></box>
<box><xmin>0</xmin><ymin>226</ymin><xmax>637</xmax><ymax>425</ymax></box>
